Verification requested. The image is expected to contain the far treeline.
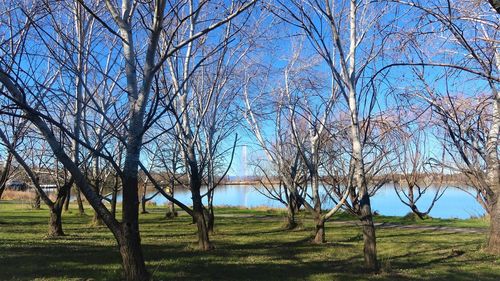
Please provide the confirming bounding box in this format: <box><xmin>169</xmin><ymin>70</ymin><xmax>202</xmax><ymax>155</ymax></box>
<box><xmin>0</xmin><ymin>1</ymin><xmax>498</xmax><ymax>280</ymax></box>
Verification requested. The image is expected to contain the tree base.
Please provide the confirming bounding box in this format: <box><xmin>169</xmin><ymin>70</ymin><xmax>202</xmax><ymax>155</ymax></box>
<box><xmin>486</xmin><ymin>234</ymin><xmax>500</xmax><ymax>255</ymax></box>
<box><xmin>284</xmin><ymin>220</ymin><xmax>298</xmax><ymax>230</ymax></box>
<box><xmin>165</xmin><ymin>211</ymin><xmax>178</xmax><ymax>219</ymax></box>
<box><xmin>46</xmin><ymin>232</ymin><xmax>65</xmax><ymax>238</ymax></box>
<box><xmin>198</xmin><ymin>241</ymin><xmax>215</xmax><ymax>251</ymax></box>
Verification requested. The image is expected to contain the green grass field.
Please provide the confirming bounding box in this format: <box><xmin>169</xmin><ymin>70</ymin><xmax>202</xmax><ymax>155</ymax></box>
<box><xmin>0</xmin><ymin>201</ymin><xmax>499</xmax><ymax>280</ymax></box>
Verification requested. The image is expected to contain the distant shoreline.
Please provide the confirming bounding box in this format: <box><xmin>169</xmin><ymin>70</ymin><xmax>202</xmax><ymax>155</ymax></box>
<box><xmin>217</xmin><ymin>180</ymin><xmax>471</xmax><ymax>188</ymax></box>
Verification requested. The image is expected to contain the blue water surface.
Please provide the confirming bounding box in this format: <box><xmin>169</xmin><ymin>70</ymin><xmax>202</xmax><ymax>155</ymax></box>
<box><xmin>137</xmin><ymin>184</ymin><xmax>484</xmax><ymax>219</ymax></box>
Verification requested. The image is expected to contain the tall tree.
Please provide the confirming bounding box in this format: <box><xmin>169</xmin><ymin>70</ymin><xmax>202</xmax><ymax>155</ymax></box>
<box><xmin>0</xmin><ymin>0</ymin><xmax>255</xmax><ymax>279</ymax></box>
<box><xmin>272</xmin><ymin>0</ymin><xmax>399</xmax><ymax>269</ymax></box>
<box><xmin>163</xmin><ymin>0</ymin><xmax>255</xmax><ymax>249</ymax></box>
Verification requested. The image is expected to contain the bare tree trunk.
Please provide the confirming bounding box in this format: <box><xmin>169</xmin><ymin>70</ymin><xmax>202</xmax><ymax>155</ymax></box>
<box><xmin>120</xmin><ymin>174</ymin><xmax>148</xmax><ymax>280</ymax></box>
<box><xmin>0</xmin><ymin>152</ymin><xmax>12</xmax><ymax>199</ymax></box>
<box><xmin>48</xmin><ymin>180</ymin><xmax>73</xmax><ymax>237</ymax></box>
<box><xmin>286</xmin><ymin>205</ymin><xmax>297</xmax><ymax>230</ymax></box>
<box><xmin>353</xmin><ymin>143</ymin><xmax>378</xmax><ymax>271</ymax></box>
<box><xmin>48</xmin><ymin>205</ymin><xmax>64</xmax><ymax>237</ymax></box>
<box><xmin>166</xmin><ymin>201</ymin><xmax>177</xmax><ymax>218</ymax></box>
<box><xmin>486</xmin><ymin>89</ymin><xmax>500</xmax><ymax>254</ymax></box>
<box><xmin>141</xmin><ymin>183</ymin><xmax>148</xmax><ymax>214</ymax></box>
<box><xmin>0</xmin><ymin>185</ymin><xmax>4</xmax><ymax>200</ymax></box>
<box><xmin>63</xmin><ymin>188</ymin><xmax>70</xmax><ymax>211</ymax></box>
<box><xmin>313</xmin><ymin>216</ymin><xmax>325</xmax><ymax>243</ymax></box>
<box><xmin>285</xmin><ymin>190</ymin><xmax>298</xmax><ymax>230</ymax></box>
<box><xmin>118</xmin><ymin>95</ymin><xmax>149</xmax><ymax>279</ymax></box>
<box><xmin>119</xmin><ymin>77</ymin><xmax>150</xmax><ymax>278</ymax></box>
<box><xmin>31</xmin><ymin>191</ymin><xmax>41</xmax><ymax>209</ymax></box>
<box><xmin>92</xmin><ymin>208</ymin><xmax>103</xmax><ymax>225</ymax></box>
<box><xmin>111</xmin><ymin>187</ymin><xmax>118</xmax><ymax>218</ymax></box>
<box><xmin>141</xmin><ymin>197</ymin><xmax>148</xmax><ymax>214</ymax></box>
<box><xmin>360</xmin><ymin>194</ymin><xmax>378</xmax><ymax>270</ymax></box>
<box><xmin>206</xmin><ymin>161</ymin><xmax>215</xmax><ymax>233</ymax></box>
<box><xmin>193</xmin><ymin>194</ymin><xmax>212</xmax><ymax>250</ymax></box>
<box><xmin>165</xmin><ymin>181</ymin><xmax>177</xmax><ymax>218</ymax></box>
<box><xmin>75</xmin><ymin>188</ymin><xmax>84</xmax><ymax>214</ymax></box>
<box><xmin>347</xmin><ymin>0</ymin><xmax>378</xmax><ymax>269</ymax></box>
<box><xmin>349</xmin><ymin>89</ymin><xmax>378</xmax><ymax>270</ymax></box>
<box><xmin>488</xmin><ymin>197</ymin><xmax>500</xmax><ymax>253</ymax></box>
<box><xmin>194</xmin><ymin>210</ymin><xmax>211</xmax><ymax>250</ymax></box>
<box><xmin>347</xmin><ymin>32</ymin><xmax>378</xmax><ymax>270</ymax></box>
<box><xmin>117</xmin><ymin>226</ymin><xmax>149</xmax><ymax>281</ymax></box>
<box><xmin>311</xmin><ymin>142</ymin><xmax>325</xmax><ymax>243</ymax></box>
<box><xmin>92</xmin><ymin>158</ymin><xmax>104</xmax><ymax>226</ymax></box>
<box><xmin>207</xmin><ymin>208</ymin><xmax>215</xmax><ymax>234</ymax></box>
<box><xmin>111</xmin><ymin>170</ymin><xmax>120</xmax><ymax>218</ymax></box>
<box><xmin>191</xmin><ymin>176</ymin><xmax>212</xmax><ymax>250</ymax></box>
<box><xmin>206</xmin><ymin>191</ymin><xmax>215</xmax><ymax>234</ymax></box>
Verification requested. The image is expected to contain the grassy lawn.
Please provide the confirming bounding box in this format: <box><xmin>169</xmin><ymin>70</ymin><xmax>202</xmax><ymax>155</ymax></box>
<box><xmin>0</xmin><ymin>201</ymin><xmax>499</xmax><ymax>280</ymax></box>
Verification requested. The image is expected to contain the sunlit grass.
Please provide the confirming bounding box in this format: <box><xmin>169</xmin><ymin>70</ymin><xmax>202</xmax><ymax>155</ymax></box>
<box><xmin>0</xmin><ymin>201</ymin><xmax>498</xmax><ymax>280</ymax></box>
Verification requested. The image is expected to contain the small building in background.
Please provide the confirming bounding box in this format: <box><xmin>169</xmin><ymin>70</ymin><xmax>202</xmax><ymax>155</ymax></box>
<box><xmin>6</xmin><ymin>180</ymin><xmax>28</xmax><ymax>191</ymax></box>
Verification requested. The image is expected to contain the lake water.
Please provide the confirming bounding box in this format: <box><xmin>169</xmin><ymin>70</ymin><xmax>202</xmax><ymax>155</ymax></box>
<box><xmin>137</xmin><ymin>184</ymin><xmax>485</xmax><ymax>219</ymax></box>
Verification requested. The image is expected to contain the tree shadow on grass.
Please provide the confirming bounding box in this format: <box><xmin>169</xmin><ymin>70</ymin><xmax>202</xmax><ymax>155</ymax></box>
<box><xmin>1</xmin><ymin>232</ymin><xmax>499</xmax><ymax>281</ymax></box>
<box><xmin>224</xmin><ymin>227</ymin><xmax>290</xmax><ymax>236</ymax></box>
<box><xmin>1</xmin><ymin>209</ymin><xmax>499</xmax><ymax>281</ymax></box>
<box><xmin>0</xmin><ymin>243</ymin><xmax>121</xmax><ymax>280</ymax></box>
<box><xmin>148</xmin><ymin>248</ymin><xmax>411</xmax><ymax>281</ymax></box>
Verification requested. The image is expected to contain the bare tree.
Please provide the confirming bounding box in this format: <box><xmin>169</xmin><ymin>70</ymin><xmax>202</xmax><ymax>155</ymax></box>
<box><xmin>390</xmin><ymin>108</ymin><xmax>447</xmax><ymax>219</ymax></box>
<box><xmin>243</xmin><ymin>67</ymin><xmax>307</xmax><ymax>230</ymax></box>
<box><xmin>271</xmin><ymin>0</ymin><xmax>402</xmax><ymax>269</ymax></box>
<box><xmin>287</xmin><ymin>54</ymin><xmax>340</xmax><ymax>243</ymax></box>
<box><xmin>162</xmin><ymin>0</ymin><xmax>255</xmax><ymax>249</ymax></box>
<box><xmin>150</xmin><ymin>134</ymin><xmax>181</xmax><ymax>218</ymax></box>
<box><xmin>389</xmin><ymin>0</ymin><xmax>499</xmax><ymax>254</ymax></box>
<box><xmin>244</xmin><ymin>42</ymin><xmax>351</xmax><ymax>241</ymax></box>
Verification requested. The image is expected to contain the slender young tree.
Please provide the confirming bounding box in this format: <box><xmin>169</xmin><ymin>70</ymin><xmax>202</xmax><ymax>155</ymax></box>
<box><xmin>390</xmin><ymin>109</ymin><xmax>447</xmax><ymax>219</ymax></box>
<box><xmin>163</xmin><ymin>0</ymin><xmax>255</xmax><ymax>249</ymax></box>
